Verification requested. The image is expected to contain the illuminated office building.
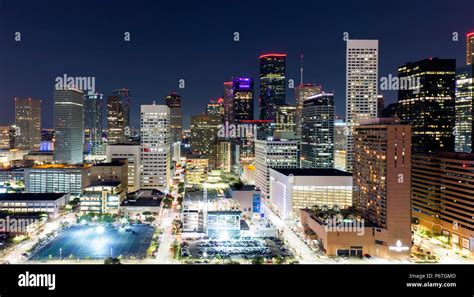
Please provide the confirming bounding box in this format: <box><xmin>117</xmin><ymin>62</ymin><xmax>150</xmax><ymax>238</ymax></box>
<box><xmin>259</xmin><ymin>54</ymin><xmax>286</xmax><ymax>121</ymax></box>
<box><xmin>275</xmin><ymin>104</ymin><xmax>296</xmax><ymax>133</ymax></box>
<box><xmin>15</xmin><ymin>98</ymin><xmax>41</xmax><ymax>151</ymax></box>
<box><xmin>454</xmin><ymin>65</ymin><xmax>474</xmax><ymax>153</ymax></box>
<box><xmin>54</xmin><ymin>88</ymin><xmax>84</xmax><ymax>164</ymax></box>
<box><xmin>83</xmin><ymin>92</ymin><xmax>104</xmax><ymax>156</ymax></box>
<box><xmin>295</xmin><ymin>84</ymin><xmax>321</xmax><ymax>135</ymax></box>
<box><xmin>140</xmin><ymin>104</ymin><xmax>170</xmax><ymax>191</ymax></box>
<box><xmin>107</xmin><ymin>88</ymin><xmax>131</xmax><ymax>145</ymax></box>
<box><xmin>398</xmin><ymin>58</ymin><xmax>456</xmax><ymax>153</ymax></box>
<box><xmin>165</xmin><ymin>92</ymin><xmax>183</xmax><ymax>143</ymax></box>
<box><xmin>345</xmin><ymin>40</ymin><xmax>378</xmax><ymax>172</ymax></box>
<box><xmin>301</xmin><ymin>92</ymin><xmax>335</xmax><ymax>168</ymax></box>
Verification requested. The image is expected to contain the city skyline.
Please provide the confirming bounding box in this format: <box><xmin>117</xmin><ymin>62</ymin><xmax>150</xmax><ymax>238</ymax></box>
<box><xmin>0</xmin><ymin>0</ymin><xmax>472</xmax><ymax>129</ymax></box>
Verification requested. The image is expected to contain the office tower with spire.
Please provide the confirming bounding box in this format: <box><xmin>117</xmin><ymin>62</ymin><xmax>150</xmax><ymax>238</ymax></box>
<box><xmin>259</xmin><ymin>53</ymin><xmax>286</xmax><ymax>121</ymax></box>
<box><xmin>140</xmin><ymin>104</ymin><xmax>170</xmax><ymax>191</ymax></box>
<box><xmin>301</xmin><ymin>92</ymin><xmax>335</xmax><ymax>168</ymax></box>
<box><xmin>14</xmin><ymin>98</ymin><xmax>41</xmax><ymax>151</ymax></box>
<box><xmin>54</xmin><ymin>88</ymin><xmax>84</xmax><ymax>164</ymax></box>
<box><xmin>165</xmin><ymin>92</ymin><xmax>183</xmax><ymax>143</ymax></box>
<box><xmin>107</xmin><ymin>88</ymin><xmax>131</xmax><ymax>144</ymax></box>
<box><xmin>84</xmin><ymin>92</ymin><xmax>104</xmax><ymax>156</ymax></box>
<box><xmin>345</xmin><ymin>39</ymin><xmax>379</xmax><ymax>172</ymax></box>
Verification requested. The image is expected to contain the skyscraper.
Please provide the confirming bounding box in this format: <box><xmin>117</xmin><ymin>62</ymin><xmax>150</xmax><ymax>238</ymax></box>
<box><xmin>467</xmin><ymin>32</ymin><xmax>474</xmax><ymax>66</ymax></box>
<box><xmin>334</xmin><ymin>118</ymin><xmax>348</xmax><ymax>171</ymax></box>
<box><xmin>223</xmin><ymin>81</ymin><xmax>234</xmax><ymax>123</ymax></box>
<box><xmin>206</xmin><ymin>99</ymin><xmax>224</xmax><ymax>120</ymax></box>
<box><xmin>353</xmin><ymin>118</ymin><xmax>412</xmax><ymax>259</ymax></box>
<box><xmin>54</xmin><ymin>88</ymin><xmax>84</xmax><ymax>164</ymax></box>
<box><xmin>295</xmin><ymin>84</ymin><xmax>321</xmax><ymax>135</ymax></box>
<box><xmin>0</xmin><ymin>126</ymin><xmax>10</xmax><ymax>149</ymax></box>
<box><xmin>140</xmin><ymin>104</ymin><xmax>170</xmax><ymax>191</ymax></box>
<box><xmin>83</xmin><ymin>92</ymin><xmax>104</xmax><ymax>156</ymax></box>
<box><xmin>377</xmin><ymin>94</ymin><xmax>385</xmax><ymax>117</ymax></box>
<box><xmin>107</xmin><ymin>88</ymin><xmax>131</xmax><ymax>144</ymax></box>
<box><xmin>259</xmin><ymin>54</ymin><xmax>286</xmax><ymax>121</ymax></box>
<box><xmin>255</xmin><ymin>135</ymin><xmax>300</xmax><ymax>199</ymax></box>
<box><xmin>275</xmin><ymin>104</ymin><xmax>296</xmax><ymax>133</ymax></box>
<box><xmin>398</xmin><ymin>58</ymin><xmax>456</xmax><ymax>153</ymax></box>
<box><xmin>14</xmin><ymin>98</ymin><xmax>41</xmax><ymax>151</ymax></box>
<box><xmin>345</xmin><ymin>40</ymin><xmax>378</xmax><ymax>172</ymax></box>
<box><xmin>165</xmin><ymin>92</ymin><xmax>183</xmax><ymax>143</ymax></box>
<box><xmin>454</xmin><ymin>65</ymin><xmax>474</xmax><ymax>153</ymax></box>
<box><xmin>301</xmin><ymin>92</ymin><xmax>335</xmax><ymax>168</ymax></box>
<box><xmin>232</xmin><ymin>77</ymin><xmax>254</xmax><ymax>123</ymax></box>
<box><xmin>190</xmin><ymin>114</ymin><xmax>221</xmax><ymax>156</ymax></box>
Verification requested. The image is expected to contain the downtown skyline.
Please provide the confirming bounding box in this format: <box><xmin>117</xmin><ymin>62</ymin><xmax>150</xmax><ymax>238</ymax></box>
<box><xmin>0</xmin><ymin>0</ymin><xmax>472</xmax><ymax>129</ymax></box>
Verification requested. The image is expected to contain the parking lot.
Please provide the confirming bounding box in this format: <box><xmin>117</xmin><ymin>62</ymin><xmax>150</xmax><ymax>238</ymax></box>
<box><xmin>181</xmin><ymin>237</ymin><xmax>293</xmax><ymax>261</ymax></box>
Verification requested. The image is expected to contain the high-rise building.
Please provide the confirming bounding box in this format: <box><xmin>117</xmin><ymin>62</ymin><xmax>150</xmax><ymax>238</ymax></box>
<box><xmin>206</xmin><ymin>99</ymin><xmax>224</xmax><ymax>121</ymax></box>
<box><xmin>275</xmin><ymin>104</ymin><xmax>296</xmax><ymax>133</ymax></box>
<box><xmin>467</xmin><ymin>32</ymin><xmax>474</xmax><ymax>66</ymax></box>
<box><xmin>83</xmin><ymin>92</ymin><xmax>104</xmax><ymax>156</ymax></box>
<box><xmin>334</xmin><ymin>118</ymin><xmax>348</xmax><ymax>171</ymax></box>
<box><xmin>259</xmin><ymin>54</ymin><xmax>286</xmax><ymax>121</ymax></box>
<box><xmin>232</xmin><ymin>77</ymin><xmax>254</xmax><ymax>123</ymax></box>
<box><xmin>190</xmin><ymin>114</ymin><xmax>221</xmax><ymax>155</ymax></box>
<box><xmin>377</xmin><ymin>94</ymin><xmax>385</xmax><ymax>117</ymax></box>
<box><xmin>353</xmin><ymin>118</ymin><xmax>412</xmax><ymax>259</ymax></box>
<box><xmin>345</xmin><ymin>40</ymin><xmax>379</xmax><ymax>172</ymax></box>
<box><xmin>54</xmin><ymin>88</ymin><xmax>84</xmax><ymax>164</ymax></box>
<box><xmin>454</xmin><ymin>65</ymin><xmax>474</xmax><ymax>153</ymax></box>
<box><xmin>255</xmin><ymin>134</ymin><xmax>300</xmax><ymax>199</ymax></box>
<box><xmin>106</xmin><ymin>144</ymin><xmax>141</xmax><ymax>193</ymax></box>
<box><xmin>165</xmin><ymin>92</ymin><xmax>183</xmax><ymax>143</ymax></box>
<box><xmin>14</xmin><ymin>98</ymin><xmax>41</xmax><ymax>151</ymax></box>
<box><xmin>398</xmin><ymin>58</ymin><xmax>456</xmax><ymax>153</ymax></box>
<box><xmin>411</xmin><ymin>152</ymin><xmax>474</xmax><ymax>256</ymax></box>
<box><xmin>107</xmin><ymin>88</ymin><xmax>131</xmax><ymax>145</ymax></box>
<box><xmin>140</xmin><ymin>105</ymin><xmax>170</xmax><ymax>191</ymax></box>
<box><xmin>223</xmin><ymin>81</ymin><xmax>234</xmax><ymax>123</ymax></box>
<box><xmin>301</xmin><ymin>92</ymin><xmax>335</xmax><ymax>168</ymax></box>
<box><xmin>295</xmin><ymin>84</ymin><xmax>322</xmax><ymax>135</ymax></box>
<box><xmin>0</xmin><ymin>126</ymin><xmax>10</xmax><ymax>149</ymax></box>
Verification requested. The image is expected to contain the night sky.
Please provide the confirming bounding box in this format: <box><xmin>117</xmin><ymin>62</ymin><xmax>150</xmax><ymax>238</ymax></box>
<box><xmin>0</xmin><ymin>0</ymin><xmax>472</xmax><ymax>129</ymax></box>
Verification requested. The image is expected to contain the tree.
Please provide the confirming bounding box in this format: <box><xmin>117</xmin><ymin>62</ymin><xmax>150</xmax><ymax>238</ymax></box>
<box><xmin>104</xmin><ymin>257</ymin><xmax>121</xmax><ymax>265</ymax></box>
<box><xmin>251</xmin><ymin>256</ymin><xmax>264</xmax><ymax>265</ymax></box>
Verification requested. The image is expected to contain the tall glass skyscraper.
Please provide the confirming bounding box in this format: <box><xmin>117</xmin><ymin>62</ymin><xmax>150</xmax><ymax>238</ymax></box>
<box><xmin>301</xmin><ymin>92</ymin><xmax>335</xmax><ymax>168</ymax></box>
<box><xmin>467</xmin><ymin>32</ymin><xmax>474</xmax><ymax>66</ymax></box>
<box><xmin>54</xmin><ymin>88</ymin><xmax>84</xmax><ymax>164</ymax></box>
<box><xmin>14</xmin><ymin>97</ymin><xmax>41</xmax><ymax>151</ymax></box>
<box><xmin>398</xmin><ymin>58</ymin><xmax>456</xmax><ymax>153</ymax></box>
<box><xmin>295</xmin><ymin>84</ymin><xmax>321</xmax><ymax>135</ymax></box>
<box><xmin>165</xmin><ymin>92</ymin><xmax>183</xmax><ymax>143</ymax></box>
<box><xmin>259</xmin><ymin>54</ymin><xmax>286</xmax><ymax>121</ymax></box>
<box><xmin>107</xmin><ymin>88</ymin><xmax>131</xmax><ymax>144</ymax></box>
<box><xmin>84</xmin><ymin>92</ymin><xmax>104</xmax><ymax>155</ymax></box>
<box><xmin>454</xmin><ymin>65</ymin><xmax>474</xmax><ymax>153</ymax></box>
<box><xmin>232</xmin><ymin>77</ymin><xmax>254</xmax><ymax>123</ymax></box>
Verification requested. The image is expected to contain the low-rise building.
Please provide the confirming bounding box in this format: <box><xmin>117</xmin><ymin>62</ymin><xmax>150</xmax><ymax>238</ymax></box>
<box><xmin>0</xmin><ymin>193</ymin><xmax>70</xmax><ymax>218</ymax></box>
<box><xmin>228</xmin><ymin>185</ymin><xmax>261</xmax><ymax>218</ymax></box>
<box><xmin>80</xmin><ymin>182</ymin><xmax>125</xmax><ymax>214</ymax></box>
<box><xmin>269</xmin><ymin>168</ymin><xmax>352</xmax><ymax>219</ymax></box>
<box><xmin>120</xmin><ymin>189</ymin><xmax>164</xmax><ymax>220</ymax></box>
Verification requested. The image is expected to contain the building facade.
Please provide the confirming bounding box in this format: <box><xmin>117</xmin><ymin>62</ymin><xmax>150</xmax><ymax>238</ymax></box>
<box><xmin>140</xmin><ymin>104</ymin><xmax>170</xmax><ymax>191</ymax></box>
<box><xmin>54</xmin><ymin>88</ymin><xmax>84</xmax><ymax>164</ymax></box>
<box><xmin>83</xmin><ymin>92</ymin><xmax>104</xmax><ymax>156</ymax></box>
<box><xmin>301</xmin><ymin>92</ymin><xmax>335</xmax><ymax>168</ymax></box>
<box><xmin>14</xmin><ymin>98</ymin><xmax>41</xmax><ymax>151</ymax></box>
<box><xmin>259</xmin><ymin>54</ymin><xmax>286</xmax><ymax>121</ymax></box>
<box><xmin>345</xmin><ymin>39</ymin><xmax>379</xmax><ymax>172</ymax></box>
<box><xmin>165</xmin><ymin>92</ymin><xmax>183</xmax><ymax>143</ymax></box>
<box><xmin>106</xmin><ymin>144</ymin><xmax>141</xmax><ymax>192</ymax></box>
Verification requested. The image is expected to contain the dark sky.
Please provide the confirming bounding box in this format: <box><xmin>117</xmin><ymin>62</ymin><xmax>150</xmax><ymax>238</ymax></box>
<box><xmin>0</xmin><ymin>0</ymin><xmax>472</xmax><ymax>129</ymax></box>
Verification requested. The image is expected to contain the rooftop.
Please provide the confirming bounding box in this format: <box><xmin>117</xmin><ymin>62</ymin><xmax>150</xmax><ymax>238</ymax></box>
<box><xmin>0</xmin><ymin>193</ymin><xmax>67</xmax><ymax>201</ymax></box>
<box><xmin>271</xmin><ymin>168</ymin><xmax>352</xmax><ymax>177</ymax></box>
<box><xmin>120</xmin><ymin>198</ymin><xmax>162</xmax><ymax>207</ymax></box>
